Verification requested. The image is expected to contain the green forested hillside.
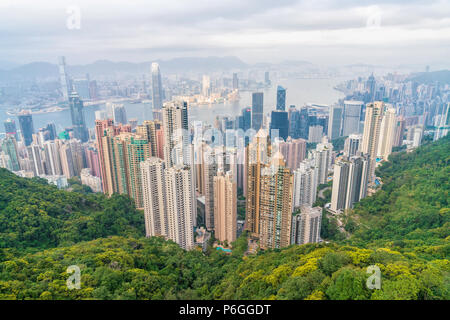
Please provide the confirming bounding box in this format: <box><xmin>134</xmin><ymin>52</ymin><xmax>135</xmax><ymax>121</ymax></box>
<box><xmin>0</xmin><ymin>136</ymin><xmax>448</xmax><ymax>300</ymax></box>
<box><xmin>0</xmin><ymin>170</ymin><xmax>144</xmax><ymax>250</ymax></box>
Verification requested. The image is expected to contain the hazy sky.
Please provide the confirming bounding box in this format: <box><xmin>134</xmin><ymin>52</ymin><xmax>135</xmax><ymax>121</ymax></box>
<box><xmin>1</xmin><ymin>0</ymin><xmax>449</xmax><ymax>67</ymax></box>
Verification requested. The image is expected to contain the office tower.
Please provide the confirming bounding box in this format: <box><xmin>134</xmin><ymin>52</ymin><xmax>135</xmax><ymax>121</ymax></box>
<box><xmin>4</xmin><ymin>118</ymin><xmax>18</xmax><ymax>140</ymax></box>
<box><xmin>279</xmin><ymin>137</ymin><xmax>306</xmax><ymax>171</ymax></box>
<box><xmin>308</xmin><ymin>125</ymin><xmax>324</xmax><ymax>143</ymax></box>
<box><xmin>328</xmin><ymin>105</ymin><xmax>343</xmax><ymax>140</ymax></box>
<box><xmin>344</xmin><ymin>134</ymin><xmax>362</xmax><ymax>157</ymax></box>
<box><xmin>291</xmin><ymin>206</ymin><xmax>322</xmax><ymax>245</ymax></box>
<box><xmin>72</xmin><ymin>78</ymin><xmax>91</xmax><ymax>100</ymax></box>
<box><xmin>361</xmin><ymin>102</ymin><xmax>384</xmax><ymax>183</ymax></box>
<box><xmin>264</xmin><ymin>71</ymin><xmax>270</xmax><ymax>85</ymax></box>
<box><xmin>413</xmin><ymin>126</ymin><xmax>424</xmax><ymax>147</ymax></box>
<box><xmin>245</xmin><ymin>129</ymin><xmax>271</xmax><ymax>237</ymax></box>
<box><xmin>232</xmin><ymin>73</ymin><xmax>239</xmax><ymax>90</ymax></box>
<box><xmin>213</xmin><ymin>170</ymin><xmax>237</xmax><ymax>244</ymax></box>
<box><xmin>292</xmin><ymin>159</ymin><xmax>318</xmax><ymax>209</ymax></box>
<box><xmin>276</xmin><ymin>86</ymin><xmax>286</xmax><ymax>111</ymax></box>
<box><xmin>69</xmin><ymin>91</ymin><xmax>89</xmax><ymax>142</ymax></box>
<box><xmin>80</xmin><ymin>168</ymin><xmax>102</xmax><ymax>193</ymax></box>
<box><xmin>141</xmin><ymin>157</ymin><xmax>168</xmax><ymax>237</ymax></box>
<box><xmin>366</xmin><ymin>73</ymin><xmax>376</xmax><ymax>102</ymax></box>
<box><xmin>377</xmin><ymin>107</ymin><xmax>396</xmax><ymax>160</ymax></box>
<box><xmin>1</xmin><ymin>136</ymin><xmax>20</xmax><ymax>171</ymax></box>
<box><xmin>289</xmin><ymin>107</ymin><xmax>309</xmax><ymax>140</ymax></box>
<box><xmin>203</xmin><ymin>147</ymin><xmax>218</xmax><ymax>230</ymax></box>
<box><xmin>259</xmin><ymin>153</ymin><xmax>293</xmax><ymax>250</ymax></box>
<box><xmin>151</xmin><ymin>62</ymin><xmax>163</xmax><ymax>110</ymax></box>
<box><xmin>58</xmin><ymin>56</ymin><xmax>70</xmax><ymax>101</ymax></box>
<box><xmin>136</xmin><ymin>120</ymin><xmax>162</xmax><ymax>158</ymax></box>
<box><xmin>44</xmin><ymin>123</ymin><xmax>57</xmax><ymax>141</ymax></box>
<box><xmin>270</xmin><ymin>110</ymin><xmax>289</xmax><ymax>141</ymax></box>
<box><xmin>434</xmin><ymin>103</ymin><xmax>449</xmax><ymax>141</ymax></box>
<box><xmin>238</xmin><ymin>108</ymin><xmax>252</xmax><ymax>132</ymax></box>
<box><xmin>18</xmin><ymin>112</ymin><xmax>34</xmax><ymax>147</ymax></box>
<box><xmin>162</xmin><ymin>101</ymin><xmax>189</xmax><ymax>168</ymax></box>
<box><xmin>330</xmin><ymin>155</ymin><xmax>369</xmax><ymax>212</ymax></box>
<box><xmin>43</xmin><ymin>140</ymin><xmax>63</xmax><ymax>176</ymax></box>
<box><xmin>129</xmin><ymin>119</ymin><xmax>138</xmax><ymax>130</ymax></box>
<box><xmin>165</xmin><ymin>165</ymin><xmax>196</xmax><ymax>250</ymax></box>
<box><xmin>202</xmin><ymin>75</ymin><xmax>211</xmax><ymax>97</ymax></box>
<box><xmin>310</xmin><ymin>137</ymin><xmax>333</xmax><ymax>185</ymax></box>
<box><xmin>342</xmin><ymin>101</ymin><xmax>364</xmax><ymax>136</ymax></box>
<box><xmin>112</xmin><ymin>104</ymin><xmax>127</xmax><ymax>125</ymax></box>
<box><xmin>251</xmin><ymin>92</ymin><xmax>264</xmax><ymax>130</ymax></box>
<box><xmin>393</xmin><ymin>116</ymin><xmax>406</xmax><ymax>147</ymax></box>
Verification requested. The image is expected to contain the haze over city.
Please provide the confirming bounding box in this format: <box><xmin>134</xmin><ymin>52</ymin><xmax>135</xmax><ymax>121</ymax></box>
<box><xmin>1</xmin><ymin>0</ymin><xmax>450</xmax><ymax>68</ymax></box>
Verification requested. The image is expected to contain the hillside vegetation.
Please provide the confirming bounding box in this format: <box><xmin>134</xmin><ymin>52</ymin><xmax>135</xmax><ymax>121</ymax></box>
<box><xmin>0</xmin><ymin>136</ymin><xmax>448</xmax><ymax>300</ymax></box>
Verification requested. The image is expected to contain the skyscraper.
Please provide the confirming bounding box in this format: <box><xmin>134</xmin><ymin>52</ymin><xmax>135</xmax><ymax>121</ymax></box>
<box><xmin>238</xmin><ymin>108</ymin><xmax>251</xmax><ymax>132</ymax></box>
<box><xmin>58</xmin><ymin>56</ymin><xmax>70</xmax><ymax>101</ymax></box>
<box><xmin>112</xmin><ymin>104</ymin><xmax>128</xmax><ymax>125</ymax></box>
<box><xmin>344</xmin><ymin>134</ymin><xmax>362</xmax><ymax>157</ymax></box>
<box><xmin>366</xmin><ymin>73</ymin><xmax>376</xmax><ymax>102</ymax></box>
<box><xmin>259</xmin><ymin>153</ymin><xmax>293</xmax><ymax>250</ymax></box>
<box><xmin>377</xmin><ymin>107</ymin><xmax>396</xmax><ymax>160</ymax></box>
<box><xmin>69</xmin><ymin>91</ymin><xmax>89</xmax><ymax>143</ymax></box>
<box><xmin>328</xmin><ymin>105</ymin><xmax>343</xmax><ymax>140</ymax></box>
<box><xmin>232</xmin><ymin>73</ymin><xmax>239</xmax><ymax>90</ymax></box>
<box><xmin>279</xmin><ymin>137</ymin><xmax>307</xmax><ymax>171</ymax></box>
<box><xmin>251</xmin><ymin>92</ymin><xmax>264</xmax><ymax>130</ymax></box>
<box><xmin>165</xmin><ymin>165</ymin><xmax>196</xmax><ymax>250</ymax></box>
<box><xmin>308</xmin><ymin>125</ymin><xmax>324</xmax><ymax>143</ymax></box>
<box><xmin>330</xmin><ymin>155</ymin><xmax>369</xmax><ymax>212</ymax></box>
<box><xmin>292</xmin><ymin>158</ymin><xmax>318</xmax><ymax>209</ymax></box>
<box><xmin>270</xmin><ymin>110</ymin><xmax>289</xmax><ymax>141</ymax></box>
<box><xmin>361</xmin><ymin>101</ymin><xmax>384</xmax><ymax>183</ymax></box>
<box><xmin>291</xmin><ymin>206</ymin><xmax>322</xmax><ymax>245</ymax></box>
<box><xmin>393</xmin><ymin>116</ymin><xmax>406</xmax><ymax>147</ymax></box>
<box><xmin>276</xmin><ymin>86</ymin><xmax>286</xmax><ymax>111</ymax></box>
<box><xmin>141</xmin><ymin>157</ymin><xmax>168</xmax><ymax>238</ymax></box>
<box><xmin>310</xmin><ymin>137</ymin><xmax>333</xmax><ymax>185</ymax></box>
<box><xmin>342</xmin><ymin>101</ymin><xmax>364</xmax><ymax>136</ymax></box>
<box><xmin>4</xmin><ymin>118</ymin><xmax>18</xmax><ymax>140</ymax></box>
<box><xmin>288</xmin><ymin>107</ymin><xmax>309</xmax><ymax>140</ymax></box>
<box><xmin>17</xmin><ymin>112</ymin><xmax>34</xmax><ymax>147</ymax></box>
<box><xmin>162</xmin><ymin>101</ymin><xmax>189</xmax><ymax>168</ymax></box>
<box><xmin>151</xmin><ymin>62</ymin><xmax>163</xmax><ymax>110</ymax></box>
<box><xmin>213</xmin><ymin>170</ymin><xmax>237</xmax><ymax>244</ymax></box>
<box><xmin>1</xmin><ymin>136</ymin><xmax>20</xmax><ymax>171</ymax></box>
<box><xmin>203</xmin><ymin>147</ymin><xmax>218</xmax><ymax>231</ymax></box>
<box><xmin>245</xmin><ymin>129</ymin><xmax>271</xmax><ymax>237</ymax></box>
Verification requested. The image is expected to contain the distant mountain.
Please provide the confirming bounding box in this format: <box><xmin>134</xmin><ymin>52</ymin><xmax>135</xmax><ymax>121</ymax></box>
<box><xmin>0</xmin><ymin>56</ymin><xmax>249</xmax><ymax>80</ymax></box>
<box><xmin>408</xmin><ymin>70</ymin><xmax>450</xmax><ymax>84</ymax></box>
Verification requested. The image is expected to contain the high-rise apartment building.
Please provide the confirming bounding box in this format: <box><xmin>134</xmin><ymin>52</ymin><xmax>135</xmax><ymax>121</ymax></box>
<box><xmin>279</xmin><ymin>137</ymin><xmax>307</xmax><ymax>171</ymax></box>
<box><xmin>4</xmin><ymin>118</ymin><xmax>18</xmax><ymax>140</ymax></box>
<box><xmin>291</xmin><ymin>206</ymin><xmax>322</xmax><ymax>245</ymax></box>
<box><xmin>292</xmin><ymin>158</ymin><xmax>318</xmax><ymax>210</ymax></box>
<box><xmin>245</xmin><ymin>129</ymin><xmax>271</xmax><ymax>237</ymax></box>
<box><xmin>344</xmin><ymin>134</ymin><xmax>362</xmax><ymax>157</ymax></box>
<box><xmin>162</xmin><ymin>101</ymin><xmax>189</xmax><ymax>168</ymax></box>
<box><xmin>213</xmin><ymin>170</ymin><xmax>237</xmax><ymax>244</ymax></box>
<box><xmin>259</xmin><ymin>153</ymin><xmax>293</xmax><ymax>250</ymax></box>
<box><xmin>309</xmin><ymin>137</ymin><xmax>333</xmax><ymax>185</ymax></box>
<box><xmin>377</xmin><ymin>107</ymin><xmax>396</xmax><ymax>160</ymax></box>
<box><xmin>361</xmin><ymin>101</ymin><xmax>384</xmax><ymax>183</ymax></box>
<box><xmin>165</xmin><ymin>165</ymin><xmax>196</xmax><ymax>250</ymax></box>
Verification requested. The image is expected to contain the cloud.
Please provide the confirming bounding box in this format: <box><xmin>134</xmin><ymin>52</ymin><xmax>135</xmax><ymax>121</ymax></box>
<box><xmin>0</xmin><ymin>0</ymin><xmax>449</xmax><ymax>66</ymax></box>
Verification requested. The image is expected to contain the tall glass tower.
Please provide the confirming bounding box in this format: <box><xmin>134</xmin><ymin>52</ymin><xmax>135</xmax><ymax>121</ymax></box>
<box><xmin>69</xmin><ymin>91</ymin><xmax>89</xmax><ymax>142</ymax></box>
<box><xmin>276</xmin><ymin>86</ymin><xmax>286</xmax><ymax>111</ymax></box>
<box><xmin>17</xmin><ymin>112</ymin><xmax>34</xmax><ymax>146</ymax></box>
<box><xmin>151</xmin><ymin>62</ymin><xmax>163</xmax><ymax>110</ymax></box>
